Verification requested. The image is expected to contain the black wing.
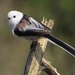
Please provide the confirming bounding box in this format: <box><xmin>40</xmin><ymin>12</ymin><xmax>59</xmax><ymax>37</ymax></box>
<box><xmin>14</xmin><ymin>28</ymin><xmax>49</xmax><ymax>37</ymax></box>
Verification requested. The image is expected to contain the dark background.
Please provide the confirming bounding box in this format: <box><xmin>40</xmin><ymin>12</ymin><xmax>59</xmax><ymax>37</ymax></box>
<box><xmin>0</xmin><ymin>0</ymin><xmax>75</xmax><ymax>75</ymax></box>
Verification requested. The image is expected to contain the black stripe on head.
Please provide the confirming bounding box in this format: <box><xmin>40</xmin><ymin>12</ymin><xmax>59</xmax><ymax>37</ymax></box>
<box><xmin>20</xmin><ymin>14</ymin><xmax>31</xmax><ymax>24</ymax></box>
<box><xmin>21</xmin><ymin>14</ymin><xmax>29</xmax><ymax>20</ymax></box>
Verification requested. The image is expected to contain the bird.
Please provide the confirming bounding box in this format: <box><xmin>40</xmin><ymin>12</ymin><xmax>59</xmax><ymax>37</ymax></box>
<box><xmin>7</xmin><ymin>10</ymin><xmax>75</xmax><ymax>57</ymax></box>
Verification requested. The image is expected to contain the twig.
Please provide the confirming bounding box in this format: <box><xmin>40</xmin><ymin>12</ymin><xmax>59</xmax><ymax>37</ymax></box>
<box><xmin>23</xmin><ymin>37</ymin><xmax>48</xmax><ymax>75</ymax></box>
<box><xmin>37</xmin><ymin>58</ymin><xmax>60</xmax><ymax>75</ymax></box>
<box><xmin>23</xmin><ymin>41</ymin><xmax>37</xmax><ymax>75</ymax></box>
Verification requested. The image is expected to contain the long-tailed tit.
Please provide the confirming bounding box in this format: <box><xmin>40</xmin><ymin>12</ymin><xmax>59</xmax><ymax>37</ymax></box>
<box><xmin>7</xmin><ymin>10</ymin><xmax>75</xmax><ymax>57</ymax></box>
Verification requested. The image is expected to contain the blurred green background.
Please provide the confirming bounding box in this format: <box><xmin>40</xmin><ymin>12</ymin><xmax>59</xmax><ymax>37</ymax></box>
<box><xmin>0</xmin><ymin>0</ymin><xmax>75</xmax><ymax>75</ymax></box>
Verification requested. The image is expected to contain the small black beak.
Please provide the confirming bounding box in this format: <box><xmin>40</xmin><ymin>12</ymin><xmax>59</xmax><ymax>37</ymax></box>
<box><xmin>8</xmin><ymin>17</ymin><xmax>11</xmax><ymax>20</ymax></box>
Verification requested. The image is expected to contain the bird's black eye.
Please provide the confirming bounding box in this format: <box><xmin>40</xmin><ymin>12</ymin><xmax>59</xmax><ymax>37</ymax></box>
<box><xmin>13</xmin><ymin>15</ymin><xmax>16</xmax><ymax>18</ymax></box>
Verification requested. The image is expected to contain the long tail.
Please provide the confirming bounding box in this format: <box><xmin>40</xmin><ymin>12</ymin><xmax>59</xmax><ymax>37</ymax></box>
<box><xmin>44</xmin><ymin>34</ymin><xmax>75</xmax><ymax>57</ymax></box>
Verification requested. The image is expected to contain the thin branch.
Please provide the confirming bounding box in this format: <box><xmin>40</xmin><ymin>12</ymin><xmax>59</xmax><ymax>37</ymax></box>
<box><xmin>23</xmin><ymin>41</ymin><xmax>37</xmax><ymax>75</ymax></box>
<box><xmin>40</xmin><ymin>58</ymin><xmax>60</xmax><ymax>75</ymax></box>
<box><xmin>23</xmin><ymin>37</ymin><xmax>48</xmax><ymax>75</ymax></box>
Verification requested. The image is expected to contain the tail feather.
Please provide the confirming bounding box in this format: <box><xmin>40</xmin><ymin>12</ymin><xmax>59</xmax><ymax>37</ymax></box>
<box><xmin>44</xmin><ymin>34</ymin><xmax>75</xmax><ymax>57</ymax></box>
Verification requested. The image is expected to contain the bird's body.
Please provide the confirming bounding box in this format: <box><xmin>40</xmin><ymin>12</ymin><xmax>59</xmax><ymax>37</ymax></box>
<box><xmin>7</xmin><ymin>10</ymin><xmax>75</xmax><ymax>57</ymax></box>
<box><xmin>7</xmin><ymin>11</ymin><xmax>50</xmax><ymax>40</ymax></box>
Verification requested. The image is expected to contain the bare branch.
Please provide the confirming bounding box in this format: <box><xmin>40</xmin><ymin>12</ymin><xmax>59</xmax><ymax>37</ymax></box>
<box><xmin>41</xmin><ymin>58</ymin><xmax>60</xmax><ymax>75</ymax></box>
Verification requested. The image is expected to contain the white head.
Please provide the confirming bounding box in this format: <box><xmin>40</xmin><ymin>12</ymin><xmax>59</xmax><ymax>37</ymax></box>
<box><xmin>7</xmin><ymin>10</ymin><xmax>23</xmax><ymax>31</ymax></box>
